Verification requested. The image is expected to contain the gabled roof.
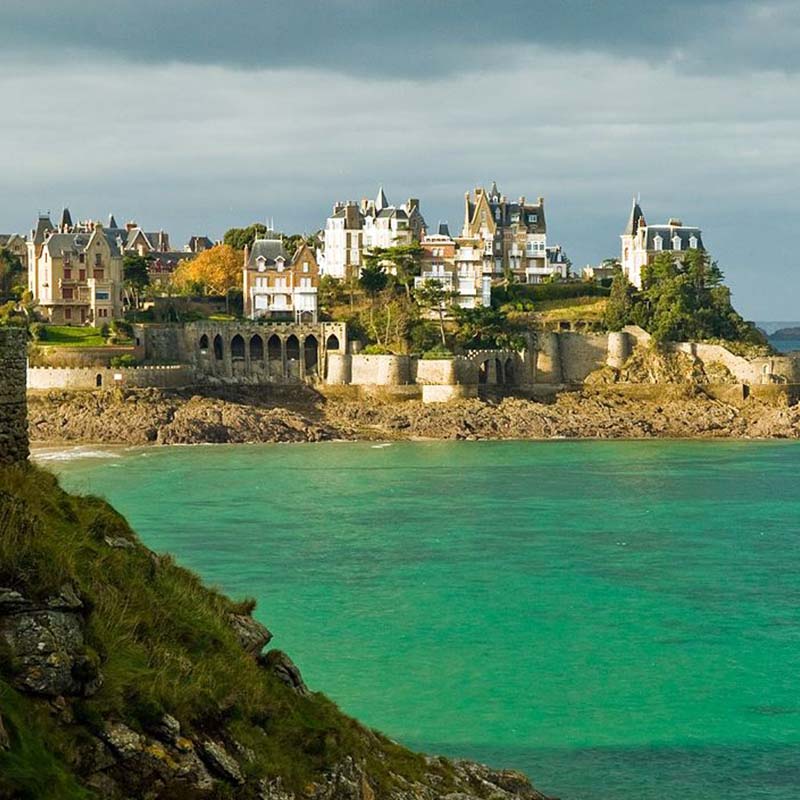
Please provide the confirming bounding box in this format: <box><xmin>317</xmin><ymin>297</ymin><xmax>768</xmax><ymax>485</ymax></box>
<box><xmin>60</xmin><ymin>207</ymin><xmax>73</xmax><ymax>230</ymax></box>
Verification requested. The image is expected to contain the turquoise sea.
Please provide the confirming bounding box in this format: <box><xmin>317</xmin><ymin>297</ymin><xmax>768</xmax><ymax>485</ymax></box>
<box><xmin>42</xmin><ymin>441</ymin><xmax>800</xmax><ymax>800</ymax></box>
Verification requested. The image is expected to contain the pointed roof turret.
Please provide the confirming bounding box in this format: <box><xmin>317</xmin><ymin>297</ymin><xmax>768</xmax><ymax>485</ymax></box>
<box><xmin>623</xmin><ymin>197</ymin><xmax>645</xmax><ymax>235</ymax></box>
<box><xmin>375</xmin><ymin>186</ymin><xmax>389</xmax><ymax>213</ymax></box>
<box><xmin>489</xmin><ymin>181</ymin><xmax>500</xmax><ymax>201</ymax></box>
<box><xmin>60</xmin><ymin>207</ymin><xmax>72</xmax><ymax>230</ymax></box>
<box><xmin>108</xmin><ymin>213</ymin><xmax>118</xmax><ymax>229</ymax></box>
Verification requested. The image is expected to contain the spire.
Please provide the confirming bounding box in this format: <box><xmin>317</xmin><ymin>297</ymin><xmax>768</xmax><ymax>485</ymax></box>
<box><xmin>60</xmin><ymin>207</ymin><xmax>72</xmax><ymax>231</ymax></box>
<box><xmin>490</xmin><ymin>181</ymin><xmax>500</xmax><ymax>201</ymax></box>
<box><xmin>623</xmin><ymin>196</ymin><xmax>644</xmax><ymax>235</ymax></box>
<box><xmin>375</xmin><ymin>185</ymin><xmax>388</xmax><ymax>213</ymax></box>
<box><xmin>108</xmin><ymin>213</ymin><xmax>118</xmax><ymax>229</ymax></box>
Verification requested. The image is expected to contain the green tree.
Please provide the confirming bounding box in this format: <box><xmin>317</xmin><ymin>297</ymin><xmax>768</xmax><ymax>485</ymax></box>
<box><xmin>122</xmin><ymin>253</ymin><xmax>150</xmax><ymax>310</ymax></box>
<box><xmin>413</xmin><ymin>279</ymin><xmax>456</xmax><ymax>346</ymax></box>
<box><xmin>604</xmin><ymin>269</ymin><xmax>634</xmax><ymax>331</ymax></box>
<box><xmin>0</xmin><ymin>249</ymin><xmax>24</xmax><ymax>301</ymax></box>
<box><xmin>369</xmin><ymin>245</ymin><xmax>424</xmax><ymax>300</ymax></box>
<box><xmin>452</xmin><ymin>305</ymin><xmax>523</xmax><ymax>350</ymax></box>
<box><xmin>358</xmin><ymin>263</ymin><xmax>388</xmax><ymax>339</ymax></box>
<box><xmin>223</xmin><ymin>224</ymin><xmax>267</xmax><ymax>251</ymax></box>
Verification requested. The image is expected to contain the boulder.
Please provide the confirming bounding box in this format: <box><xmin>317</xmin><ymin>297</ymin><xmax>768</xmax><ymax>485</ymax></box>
<box><xmin>260</xmin><ymin>650</ymin><xmax>310</xmax><ymax>696</ymax></box>
<box><xmin>199</xmin><ymin>738</ymin><xmax>244</xmax><ymax>785</ymax></box>
<box><xmin>227</xmin><ymin>612</ymin><xmax>272</xmax><ymax>657</ymax></box>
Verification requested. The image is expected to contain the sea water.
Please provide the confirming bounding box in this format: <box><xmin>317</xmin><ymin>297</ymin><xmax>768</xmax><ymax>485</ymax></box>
<box><xmin>43</xmin><ymin>440</ymin><xmax>800</xmax><ymax>800</ymax></box>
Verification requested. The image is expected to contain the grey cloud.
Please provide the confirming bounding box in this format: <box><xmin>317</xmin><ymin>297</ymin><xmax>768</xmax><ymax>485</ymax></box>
<box><xmin>1</xmin><ymin>0</ymin><xmax>793</xmax><ymax>78</ymax></box>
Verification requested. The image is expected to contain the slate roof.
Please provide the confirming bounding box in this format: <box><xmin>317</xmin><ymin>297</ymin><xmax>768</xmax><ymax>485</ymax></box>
<box><xmin>623</xmin><ymin>199</ymin><xmax>645</xmax><ymax>235</ymax></box>
<box><xmin>644</xmin><ymin>225</ymin><xmax>704</xmax><ymax>252</ymax></box>
<box><xmin>437</xmin><ymin>222</ymin><xmax>451</xmax><ymax>237</ymax></box>
<box><xmin>33</xmin><ymin>215</ymin><xmax>55</xmax><ymax>245</ymax></box>
<box><xmin>247</xmin><ymin>237</ymin><xmax>288</xmax><ymax>268</ymax></box>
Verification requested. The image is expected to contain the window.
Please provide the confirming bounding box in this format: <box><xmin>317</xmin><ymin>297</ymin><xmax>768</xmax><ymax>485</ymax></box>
<box><xmin>64</xmin><ymin>308</ymin><xmax>72</xmax><ymax>320</ymax></box>
<box><xmin>93</xmin><ymin>269</ymin><xmax>104</xmax><ymax>280</ymax></box>
<box><xmin>79</xmin><ymin>253</ymin><xmax>85</xmax><ymax>264</ymax></box>
<box><xmin>511</xmin><ymin>213</ymin><xmax>520</xmax><ymax>223</ymax></box>
<box><xmin>528</xmin><ymin>214</ymin><xmax>537</xmax><ymax>223</ymax></box>
<box><xmin>303</xmin><ymin>262</ymin><xmax>309</xmax><ymax>273</ymax></box>
<box><xmin>62</xmin><ymin>287</ymin><xmax>73</xmax><ymax>300</ymax></box>
<box><xmin>79</xmin><ymin>269</ymin><xmax>86</xmax><ymax>280</ymax></box>
<box><xmin>64</xmin><ymin>268</ymin><xmax>72</xmax><ymax>279</ymax></box>
<box><xmin>300</xmin><ymin>277</ymin><xmax>311</xmax><ymax>288</ymax></box>
<box><xmin>98</xmin><ymin>308</ymin><xmax>108</xmax><ymax>318</ymax></box>
<box><xmin>689</xmin><ymin>236</ymin><xmax>698</xmax><ymax>249</ymax></box>
<box><xmin>95</xmin><ymin>291</ymin><xmax>109</xmax><ymax>300</ymax></box>
<box><xmin>672</xmin><ymin>235</ymin><xmax>682</xmax><ymax>251</ymax></box>
<box><xmin>95</xmin><ymin>253</ymin><xmax>102</xmax><ymax>266</ymax></box>
<box><xmin>653</xmin><ymin>234</ymin><xmax>663</xmax><ymax>251</ymax></box>
<box><xmin>494</xmin><ymin>208</ymin><xmax>501</xmax><ymax>220</ymax></box>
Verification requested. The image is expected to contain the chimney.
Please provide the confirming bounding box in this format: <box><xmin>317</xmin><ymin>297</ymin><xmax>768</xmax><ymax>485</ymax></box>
<box><xmin>538</xmin><ymin>196</ymin><xmax>544</xmax><ymax>206</ymax></box>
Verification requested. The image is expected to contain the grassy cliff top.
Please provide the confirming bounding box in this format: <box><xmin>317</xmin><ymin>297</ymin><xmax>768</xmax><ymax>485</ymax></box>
<box><xmin>0</xmin><ymin>464</ymin><xmax>544</xmax><ymax>800</ymax></box>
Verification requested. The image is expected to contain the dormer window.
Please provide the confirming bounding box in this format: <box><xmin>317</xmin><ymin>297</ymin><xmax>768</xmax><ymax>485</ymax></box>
<box><xmin>528</xmin><ymin>214</ymin><xmax>537</xmax><ymax>223</ymax></box>
<box><xmin>494</xmin><ymin>208</ymin><xmax>501</xmax><ymax>221</ymax></box>
<box><xmin>653</xmin><ymin>234</ymin><xmax>663</xmax><ymax>251</ymax></box>
<box><xmin>689</xmin><ymin>235</ymin><xmax>698</xmax><ymax>249</ymax></box>
<box><xmin>672</xmin><ymin>235</ymin><xmax>682</xmax><ymax>251</ymax></box>
<box><xmin>256</xmin><ymin>256</ymin><xmax>266</xmax><ymax>272</ymax></box>
<box><xmin>277</xmin><ymin>258</ymin><xmax>285</xmax><ymax>272</ymax></box>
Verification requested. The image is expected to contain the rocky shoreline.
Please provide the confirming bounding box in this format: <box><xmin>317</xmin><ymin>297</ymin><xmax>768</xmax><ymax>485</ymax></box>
<box><xmin>26</xmin><ymin>385</ymin><xmax>800</xmax><ymax>445</ymax></box>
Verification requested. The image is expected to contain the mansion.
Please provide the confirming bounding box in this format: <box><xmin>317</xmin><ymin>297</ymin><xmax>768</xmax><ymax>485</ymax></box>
<box><xmin>319</xmin><ymin>187</ymin><xmax>426</xmax><ymax>280</ymax></box>
<box><xmin>620</xmin><ymin>199</ymin><xmax>704</xmax><ymax>288</ymax></box>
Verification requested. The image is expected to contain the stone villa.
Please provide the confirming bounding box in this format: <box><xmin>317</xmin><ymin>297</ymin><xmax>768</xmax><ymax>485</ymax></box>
<box><xmin>27</xmin><ymin>211</ymin><xmax>124</xmax><ymax>324</ymax></box>
<box><xmin>457</xmin><ymin>183</ymin><xmax>568</xmax><ymax>284</ymax></box>
<box><xmin>243</xmin><ymin>233</ymin><xmax>319</xmax><ymax>322</ymax></box>
<box><xmin>620</xmin><ymin>199</ymin><xmax>704</xmax><ymax>288</ymax></box>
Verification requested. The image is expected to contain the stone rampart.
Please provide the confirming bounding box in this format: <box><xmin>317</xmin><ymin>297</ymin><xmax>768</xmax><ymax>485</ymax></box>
<box><xmin>0</xmin><ymin>328</ymin><xmax>29</xmax><ymax>464</ymax></box>
<box><xmin>558</xmin><ymin>332</ymin><xmax>609</xmax><ymax>383</ymax></box>
<box><xmin>350</xmin><ymin>355</ymin><xmax>413</xmax><ymax>385</ymax></box>
<box><xmin>27</xmin><ymin>365</ymin><xmax>194</xmax><ymax>391</ymax></box>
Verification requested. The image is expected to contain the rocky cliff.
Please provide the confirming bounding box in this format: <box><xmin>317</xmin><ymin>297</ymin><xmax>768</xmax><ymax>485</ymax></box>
<box><xmin>0</xmin><ymin>463</ymin><xmax>551</xmax><ymax>800</ymax></box>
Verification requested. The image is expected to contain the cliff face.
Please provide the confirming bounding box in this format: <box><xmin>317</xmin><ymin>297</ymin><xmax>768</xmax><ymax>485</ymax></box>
<box><xmin>0</xmin><ymin>464</ymin><xmax>550</xmax><ymax>800</ymax></box>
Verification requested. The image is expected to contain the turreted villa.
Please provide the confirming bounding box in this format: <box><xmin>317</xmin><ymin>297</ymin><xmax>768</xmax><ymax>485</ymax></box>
<box><xmin>620</xmin><ymin>199</ymin><xmax>705</xmax><ymax>288</ymax></box>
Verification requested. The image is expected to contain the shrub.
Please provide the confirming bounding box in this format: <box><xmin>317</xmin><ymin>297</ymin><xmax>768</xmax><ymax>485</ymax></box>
<box><xmin>29</xmin><ymin>323</ymin><xmax>47</xmax><ymax>342</ymax></box>
<box><xmin>109</xmin><ymin>354</ymin><xmax>139</xmax><ymax>368</ymax></box>
<box><xmin>362</xmin><ymin>344</ymin><xmax>393</xmax><ymax>355</ymax></box>
<box><xmin>422</xmin><ymin>346</ymin><xmax>454</xmax><ymax>360</ymax></box>
<box><xmin>110</xmin><ymin>319</ymin><xmax>133</xmax><ymax>338</ymax></box>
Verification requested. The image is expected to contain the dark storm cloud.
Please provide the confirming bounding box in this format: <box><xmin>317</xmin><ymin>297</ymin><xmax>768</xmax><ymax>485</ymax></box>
<box><xmin>2</xmin><ymin>0</ymin><xmax>795</xmax><ymax>77</ymax></box>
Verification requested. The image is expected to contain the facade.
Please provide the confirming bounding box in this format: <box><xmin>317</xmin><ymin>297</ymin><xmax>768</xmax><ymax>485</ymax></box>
<box><xmin>415</xmin><ymin>223</ymin><xmax>491</xmax><ymax>309</ymax></box>
<box><xmin>460</xmin><ymin>182</ymin><xmax>560</xmax><ymax>283</ymax></box>
<box><xmin>620</xmin><ymin>199</ymin><xmax>704</xmax><ymax>288</ymax></box>
<box><xmin>0</xmin><ymin>234</ymin><xmax>29</xmax><ymax>269</ymax></box>
<box><xmin>320</xmin><ymin>186</ymin><xmax>426</xmax><ymax>279</ymax></box>
<box><xmin>27</xmin><ymin>211</ymin><xmax>124</xmax><ymax>324</ymax></box>
<box><xmin>243</xmin><ymin>234</ymin><xmax>319</xmax><ymax>322</ymax></box>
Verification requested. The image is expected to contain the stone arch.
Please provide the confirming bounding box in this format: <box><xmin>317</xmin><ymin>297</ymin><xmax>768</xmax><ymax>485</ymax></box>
<box><xmin>250</xmin><ymin>334</ymin><xmax>264</xmax><ymax>361</ymax></box>
<box><xmin>286</xmin><ymin>334</ymin><xmax>300</xmax><ymax>361</ymax></box>
<box><xmin>199</xmin><ymin>333</ymin><xmax>209</xmax><ymax>351</ymax></box>
<box><xmin>213</xmin><ymin>334</ymin><xmax>224</xmax><ymax>360</ymax></box>
<box><xmin>495</xmin><ymin>358</ymin><xmax>504</xmax><ymax>384</ymax></box>
<box><xmin>267</xmin><ymin>334</ymin><xmax>282</xmax><ymax>361</ymax></box>
<box><xmin>231</xmin><ymin>334</ymin><xmax>245</xmax><ymax>361</ymax></box>
<box><xmin>95</xmin><ymin>373</ymin><xmax>103</xmax><ymax>388</ymax></box>
<box><xmin>504</xmin><ymin>357</ymin><xmax>515</xmax><ymax>385</ymax></box>
<box><xmin>304</xmin><ymin>335</ymin><xmax>319</xmax><ymax>372</ymax></box>
<box><xmin>326</xmin><ymin>333</ymin><xmax>340</xmax><ymax>351</ymax></box>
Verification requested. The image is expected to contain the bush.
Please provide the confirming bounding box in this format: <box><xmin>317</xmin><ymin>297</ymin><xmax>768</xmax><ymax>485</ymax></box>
<box><xmin>109</xmin><ymin>354</ymin><xmax>139</xmax><ymax>368</ymax></box>
<box><xmin>422</xmin><ymin>346</ymin><xmax>454</xmax><ymax>360</ymax></box>
<box><xmin>99</xmin><ymin>323</ymin><xmax>110</xmax><ymax>339</ymax></box>
<box><xmin>493</xmin><ymin>282</ymin><xmax>609</xmax><ymax>306</ymax></box>
<box><xmin>362</xmin><ymin>344</ymin><xmax>393</xmax><ymax>355</ymax></box>
<box><xmin>110</xmin><ymin>319</ymin><xmax>133</xmax><ymax>338</ymax></box>
<box><xmin>29</xmin><ymin>323</ymin><xmax>47</xmax><ymax>342</ymax></box>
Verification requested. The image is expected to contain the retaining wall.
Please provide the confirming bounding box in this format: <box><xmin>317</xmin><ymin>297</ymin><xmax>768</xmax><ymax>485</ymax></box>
<box><xmin>27</xmin><ymin>365</ymin><xmax>194</xmax><ymax>391</ymax></box>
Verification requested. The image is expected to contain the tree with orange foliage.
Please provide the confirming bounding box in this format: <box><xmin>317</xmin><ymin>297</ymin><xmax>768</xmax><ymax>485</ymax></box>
<box><xmin>171</xmin><ymin>245</ymin><xmax>242</xmax><ymax>295</ymax></box>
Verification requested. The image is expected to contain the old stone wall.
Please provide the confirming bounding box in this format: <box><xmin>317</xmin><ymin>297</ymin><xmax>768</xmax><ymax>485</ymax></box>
<box><xmin>558</xmin><ymin>332</ymin><xmax>610</xmax><ymax>383</ymax></box>
<box><xmin>27</xmin><ymin>365</ymin><xmax>194</xmax><ymax>391</ymax></box>
<box><xmin>0</xmin><ymin>327</ymin><xmax>29</xmax><ymax>464</ymax></box>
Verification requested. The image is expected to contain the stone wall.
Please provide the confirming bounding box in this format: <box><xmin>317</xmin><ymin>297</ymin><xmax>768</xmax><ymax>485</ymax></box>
<box><xmin>556</xmin><ymin>332</ymin><xmax>610</xmax><ymax>384</ymax></box>
<box><xmin>350</xmin><ymin>355</ymin><xmax>413</xmax><ymax>385</ymax></box>
<box><xmin>27</xmin><ymin>365</ymin><xmax>194</xmax><ymax>391</ymax></box>
<box><xmin>0</xmin><ymin>328</ymin><xmax>29</xmax><ymax>464</ymax></box>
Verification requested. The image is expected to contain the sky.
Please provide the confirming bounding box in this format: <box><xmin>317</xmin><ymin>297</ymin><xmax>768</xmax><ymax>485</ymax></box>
<box><xmin>1</xmin><ymin>0</ymin><xmax>798</xmax><ymax>319</ymax></box>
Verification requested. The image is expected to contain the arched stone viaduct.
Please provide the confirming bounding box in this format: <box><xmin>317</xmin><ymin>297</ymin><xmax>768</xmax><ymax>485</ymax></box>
<box><xmin>186</xmin><ymin>321</ymin><xmax>347</xmax><ymax>383</ymax></box>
